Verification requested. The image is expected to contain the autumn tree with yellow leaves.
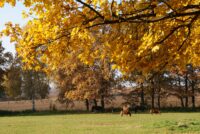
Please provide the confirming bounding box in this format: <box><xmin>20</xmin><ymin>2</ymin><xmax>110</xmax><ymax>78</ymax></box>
<box><xmin>1</xmin><ymin>0</ymin><xmax>199</xmax><ymax>76</ymax></box>
<box><xmin>0</xmin><ymin>0</ymin><xmax>200</xmax><ymax>107</ymax></box>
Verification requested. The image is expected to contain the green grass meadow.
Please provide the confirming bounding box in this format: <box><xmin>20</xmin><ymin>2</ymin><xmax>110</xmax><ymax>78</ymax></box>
<box><xmin>1</xmin><ymin>113</ymin><xmax>200</xmax><ymax>134</ymax></box>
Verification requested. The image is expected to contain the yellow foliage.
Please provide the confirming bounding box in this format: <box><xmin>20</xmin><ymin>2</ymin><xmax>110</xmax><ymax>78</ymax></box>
<box><xmin>0</xmin><ymin>0</ymin><xmax>199</xmax><ymax>76</ymax></box>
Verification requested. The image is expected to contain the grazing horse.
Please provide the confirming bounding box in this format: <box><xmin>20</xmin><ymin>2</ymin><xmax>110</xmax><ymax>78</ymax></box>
<box><xmin>120</xmin><ymin>105</ymin><xmax>131</xmax><ymax>117</ymax></box>
<box><xmin>150</xmin><ymin>108</ymin><xmax>160</xmax><ymax>114</ymax></box>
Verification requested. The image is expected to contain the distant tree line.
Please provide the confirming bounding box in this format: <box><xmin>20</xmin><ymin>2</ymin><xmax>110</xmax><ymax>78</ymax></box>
<box><xmin>51</xmin><ymin>51</ymin><xmax>200</xmax><ymax>111</ymax></box>
<box><xmin>0</xmin><ymin>41</ymin><xmax>199</xmax><ymax>112</ymax></box>
<box><xmin>122</xmin><ymin>67</ymin><xmax>200</xmax><ymax>111</ymax></box>
<box><xmin>0</xmin><ymin>42</ymin><xmax>50</xmax><ymax>111</ymax></box>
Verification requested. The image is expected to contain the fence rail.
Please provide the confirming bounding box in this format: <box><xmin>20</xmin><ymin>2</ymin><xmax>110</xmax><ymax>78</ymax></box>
<box><xmin>1</xmin><ymin>96</ymin><xmax>200</xmax><ymax>111</ymax></box>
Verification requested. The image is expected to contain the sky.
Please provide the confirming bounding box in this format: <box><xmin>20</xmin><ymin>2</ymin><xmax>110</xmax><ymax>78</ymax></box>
<box><xmin>0</xmin><ymin>2</ymin><xmax>29</xmax><ymax>54</ymax></box>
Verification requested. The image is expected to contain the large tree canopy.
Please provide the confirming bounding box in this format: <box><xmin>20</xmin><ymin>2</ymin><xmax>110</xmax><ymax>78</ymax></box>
<box><xmin>0</xmin><ymin>0</ymin><xmax>200</xmax><ymax>76</ymax></box>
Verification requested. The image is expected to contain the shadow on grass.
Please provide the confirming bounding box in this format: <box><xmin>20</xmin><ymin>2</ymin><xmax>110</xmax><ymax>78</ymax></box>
<box><xmin>0</xmin><ymin>110</ymin><xmax>96</xmax><ymax>117</ymax></box>
<box><xmin>0</xmin><ymin>109</ymin><xmax>123</xmax><ymax>117</ymax></box>
<box><xmin>160</xmin><ymin>107</ymin><xmax>200</xmax><ymax>113</ymax></box>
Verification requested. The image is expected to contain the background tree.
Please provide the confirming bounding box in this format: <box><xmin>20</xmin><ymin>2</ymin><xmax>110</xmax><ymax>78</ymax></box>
<box><xmin>2</xmin><ymin>57</ymin><xmax>22</xmax><ymax>99</ymax></box>
<box><xmin>52</xmin><ymin>52</ymin><xmax>116</xmax><ymax>111</ymax></box>
<box><xmin>0</xmin><ymin>41</ymin><xmax>12</xmax><ymax>99</ymax></box>
<box><xmin>21</xmin><ymin>70</ymin><xmax>50</xmax><ymax>111</ymax></box>
<box><xmin>22</xmin><ymin>71</ymin><xmax>49</xmax><ymax>99</ymax></box>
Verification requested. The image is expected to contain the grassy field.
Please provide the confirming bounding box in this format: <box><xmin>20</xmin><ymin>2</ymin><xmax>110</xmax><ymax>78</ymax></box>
<box><xmin>0</xmin><ymin>112</ymin><xmax>200</xmax><ymax>134</ymax></box>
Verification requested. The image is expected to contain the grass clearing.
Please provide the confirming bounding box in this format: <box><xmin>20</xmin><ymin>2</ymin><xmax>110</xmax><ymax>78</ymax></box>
<box><xmin>0</xmin><ymin>112</ymin><xmax>200</xmax><ymax>134</ymax></box>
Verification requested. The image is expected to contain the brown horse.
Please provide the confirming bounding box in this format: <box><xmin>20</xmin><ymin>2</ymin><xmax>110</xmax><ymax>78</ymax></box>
<box><xmin>120</xmin><ymin>105</ymin><xmax>131</xmax><ymax>117</ymax></box>
<box><xmin>149</xmin><ymin>108</ymin><xmax>161</xmax><ymax>114</ymax></box>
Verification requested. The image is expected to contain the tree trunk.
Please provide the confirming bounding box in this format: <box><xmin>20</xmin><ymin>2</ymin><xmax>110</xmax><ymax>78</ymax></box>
<box><xmin>93</xmin><ymin>99</ymin><xmax>97</xmax><ymax>107</ymax></box>
<box><xmin>101</xmin><ymin>95</ymin><xmax>105</xmax><ymax>109</ymax></box>
<box><xmin>178</xmin><ymin>76</ymin><xmax>184</xmax><ymax>108</ymax></box>
<box><xmin>191</xmin><ymin>80</ymin><xmax>195</xmax><ymax>109</ymax></box>
<box><xmin>30</xmin><ymin>71</ymin><xmax>35</xmax><ymax>112</ymax></box>
<box><xmin>140</xmin><ymin>83</ymin><xmax>145</xmax><ymax>108</ymax></box>
<box><xmin>185</xmin><ymin>74</ymin><xmax>188</xmax><ymax>108</ymax></box>
<box><xmin>151</xmin><ymin>81</ymin><xmax>155</xmax><ymax>109</ymax></box>
<box><xmin>85</xmin><ymin>99</ymin><xmax>89</xmax><ymax>111</ymax></box>
<box><xmin>157</xmin><ymin>94</ymin><xmax>160</xmax><ymax>109</ymax></box>
<box><xmin>32</xmin><ymin>94</ymin><xmax>35</xmax><ymax>112</ymax></box>
<box><xmin>180</xmin><ymin>97</ymin><xmax>185</xmax><ymax>108</ymax></box>
<box><xmin>157</xmin><ymin>85</ymin><xmax>161</xmax><ymax>109</ymax></box>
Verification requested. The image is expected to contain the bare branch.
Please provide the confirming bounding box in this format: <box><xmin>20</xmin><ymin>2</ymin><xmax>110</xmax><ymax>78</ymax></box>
<box><xmin>76</xmin><ymin>0</ymin><xmax>104</xmax><ymax>20</ymax></box>
<box><xmin>177</xmin><ymin>15</ymin><xmax>198</xmax><ymax>51</ymax></box>
<box><xmin>160</xmin><ymin>0</ymin><xmax>177</xmax><ymax>14</ymax></box>
<box><xmin>156</xmin><ymin>25</ymin><xmax>187</xmax><ymax>44</ymax></box>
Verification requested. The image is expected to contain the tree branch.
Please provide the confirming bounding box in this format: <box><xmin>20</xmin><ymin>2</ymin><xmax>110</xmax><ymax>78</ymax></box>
<box><xmin>76</xmin><ymin>0</ymin><xmax>104</xmax><ymax>20</ymax></box>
